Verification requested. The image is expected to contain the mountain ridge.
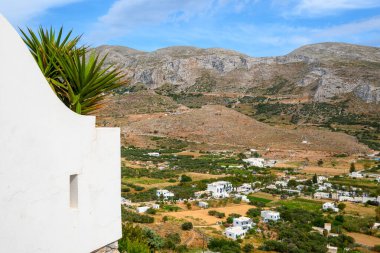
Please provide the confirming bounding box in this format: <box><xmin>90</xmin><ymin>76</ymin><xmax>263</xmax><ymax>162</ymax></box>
<box><xmin>94</xmin><ymin>42</ymin><xmax>380</xmax><ymax>103</ymax></box>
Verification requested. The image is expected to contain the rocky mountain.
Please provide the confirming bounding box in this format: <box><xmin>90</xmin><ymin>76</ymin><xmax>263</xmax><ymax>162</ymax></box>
<box><xmin>95</xmin><ymin>42</ymin><xmax>380</xmax><ymax>103</ymax></box>
<box><xmin>95</xmin><ymin>42</ymin><xmax>380</xmax><ymax>152</ymax></box>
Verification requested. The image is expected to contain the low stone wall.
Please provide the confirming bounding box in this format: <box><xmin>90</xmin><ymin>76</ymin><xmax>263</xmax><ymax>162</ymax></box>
<box><xmin>92</xmin><ymin>242</ymin><xmax>119</xmax><ymax>253</ymax></box>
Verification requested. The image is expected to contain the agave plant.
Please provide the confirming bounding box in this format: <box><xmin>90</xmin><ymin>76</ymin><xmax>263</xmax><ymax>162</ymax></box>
<box><xmin>20</xmin><ymin>27</ymin><xmax>127</xmax><ymax>114</ymax></box>
<box><xmin>55</xmin><ymin>51</ymin><xmax>126</xmax><ymax>114</ymax></box>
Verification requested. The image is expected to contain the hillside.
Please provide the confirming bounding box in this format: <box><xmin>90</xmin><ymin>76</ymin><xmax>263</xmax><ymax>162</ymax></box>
<box><xmin>95</xmin><ymin>42</ymin><xmax>380</xmax><ymax>153</ymax></box>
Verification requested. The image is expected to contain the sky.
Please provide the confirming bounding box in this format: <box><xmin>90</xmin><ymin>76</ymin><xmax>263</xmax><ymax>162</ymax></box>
<box><xmin>1</xmin><ymin>0</ymin><xmax>380</xmax><ymax>56</ymax></box>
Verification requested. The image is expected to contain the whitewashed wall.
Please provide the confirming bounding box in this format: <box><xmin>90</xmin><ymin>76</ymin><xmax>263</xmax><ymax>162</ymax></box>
<box><xmin>0</xmin><ymin>15</ymin><xmax>121</xmax><ymax>253</ymax></box>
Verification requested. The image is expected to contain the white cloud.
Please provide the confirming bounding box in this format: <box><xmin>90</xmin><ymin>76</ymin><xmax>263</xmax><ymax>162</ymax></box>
<box><xmin>290</xmin><ymin>0</ymin><xmax>380</xmax><ymax>17</ymax></box>
<box><xmin>89</xmin><ymin>0</ymin><xmax>259</xmax><ymax>43</ymax></box>
<box><xmin>0</xmin><ymin>0</ymin><xmax>84</xmax><ymax>24</ymax></box>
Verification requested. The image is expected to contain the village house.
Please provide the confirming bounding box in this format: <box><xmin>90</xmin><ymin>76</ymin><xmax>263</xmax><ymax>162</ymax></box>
<box><xmin>261</xmin><ymin>210</ymin><xmax>281</xmax><ymax>222</ymax></box>
<box><xmin>121</xmin><ymin>197</ymin><xmax>132</xmax><ymax>206</ymax></box>
<box><xmin>207</xmin><ymin>181</ymin><xmax>233</xmax><ymax>198</ymax></box>
<box><xmin>234</xmin><ymin>194</ymin><xmax>250</xmax><ymax>203</ymax></box>
<box><xmin>317</xmin><ymin>176</ymin><xmax>328</xmax><ymax>184</ymax></box>
<box><xmin>275</xmin><ymin>180</ymin><xmax>288</xmax><ymax>187</ymax></box>
<box><xmin>242</xmin><ymin>158</ymin><xmax>276</xmax><ymax>168</ymax></box>
<box><xmin>236</xmin><ymin>183</ymin><xmax>253</xmax><ymax>194</ymax></box>
<box><xmin>314</xmin><ymin>192</ymin><xmax>331</xmax><ymax>199</ymax></box>
<box><xmin>349</xmin><ymin>171</ymin><xmax>364</xmax><ymax>178</ymax></box>
<box><xmin>323</xmin><ymin>202</ymin><xmax>339</xmax><ymax>212</ymax></box>
<box><xmin>156</xmin><ymin>189</ymin><xmax>175</xmax><ymax>200</ymax></box>
<box><xmin>147</xmin><ymin>152</ymin><xmax>160</xmax><ymax>157</ymax></box>
<box><xmin>225</xmin><ymin>226</ymin><xmax>247</xmax><ymax>240</ymax></box>
<box><xmin>152</xmin><ymin>204</ymin><xmax>160</xmax><ymax>209</ymax></box>
<box><xmin>198</xmin><ymin>201</ymin><xmax>209</xmax><ymax>208</ymax></box>
<box><xmin>233</xmin><ymin>217</ymin><xmax>254</xmax><ymax>230</ymax></box>
<box><xmin>136</xmin><ymin>206</ymin><xmax>150</xmax><ymax>213</ymax></box>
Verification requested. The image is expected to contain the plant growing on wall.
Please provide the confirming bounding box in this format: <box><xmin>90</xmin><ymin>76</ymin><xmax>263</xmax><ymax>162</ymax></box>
<box><xmin>20</xmin><ymin>27</ymin><xmax>127</xmax><ymax>114</ymax></box>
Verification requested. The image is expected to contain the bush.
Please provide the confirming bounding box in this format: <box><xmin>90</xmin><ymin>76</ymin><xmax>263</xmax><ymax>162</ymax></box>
<box><xmin>180</xmin><ymin>174</ymin><xmax>192</xmax><ymax>183</ymax></box>
<box><xmin>208</xmin><ymin>238</ymin><xmax>241</xmax><ymax>253</ymax></box>
<box><xmin>373</xmin><ymin>245</ymin><xmax>380</xmax><ymax>252</ymax></box>
<box><xmin>146</xmin><ymin>208</ymin><xmax>157</xmax><ymax>215</ymax></box>
<box><xmin>208</xmin><ymin>210</ymin><xmax>225</xmax><ymax>218</ymax></box>
<box><xmin>337</xmin><ymin>203</ymin><xmax>346</xmax><ymax>210</ymax></box>
<box><xmin>242</xmin><ymin>243</ymin><xmax>254</xmax><ymax>253</ymax></box>
<box><xmin>122</xmin><ymin>207</ymin><xmax>154</xmax><ymax>223</ymax></box>
<box><xmin>181</xmin><ymin>222</ymin><xmax>193</xmax><ymax>230</ymax></box>
<box><xmin>246</xmin><ymin>208</ymin><xmax>261</xmax><ymax>218</ymax></box>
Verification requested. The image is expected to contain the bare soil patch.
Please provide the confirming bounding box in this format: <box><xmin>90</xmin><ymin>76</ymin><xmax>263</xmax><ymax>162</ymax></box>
<box><xmin>165</xmin><ymin>204</ymin><xmax>253</xmax><ymax>226</ymax></box>
<box><xmin>347</xmin><ymin>232</ymin><xmax>380</xmax><ymax>247</ymax></box>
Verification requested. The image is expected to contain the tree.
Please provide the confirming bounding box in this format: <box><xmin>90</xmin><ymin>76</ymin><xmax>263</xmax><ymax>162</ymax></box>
<box><xmin>350</xmin><ymin>163</ymin><xmax>356</xmax><ymax>173</ymax></box>
<box><xmin>180</xmin><ymin>174</ymin><xmax>192</xmax><ymax>183</ymax></box>
<box><xmin>186</xmin><ymin>202</ymin><xmax>192</xmax><ymax>210</ymax></box>
<box><xmin>376</xmin><ymin>206</ymin><xmax>380</xmax><ymax>222</ymax></box>
<box><xmin>337</xmin><ymin>203</ymin><xmax>346</xmax><ymax>211</ymax></box>
<box><xmin>208</xmin><ymin>238</ymin><xmax>241</xmax><ymax>253</ymax></box>
<box><xmin>287</xmin><ymin>179</ymin><xmax>297</xmax><ymax>188</ymax></box>
<box><xmin>243</xmin><ymin>243</ymin><xmax>254</xmax><ymax>252</ymax></box>
<box><xmin>20</xmin><ymin>27</ymin><xmax>127</xmax><ymax>115</ymax></box>
<box><xmin>246</xmin><ymin>208</ymin><xmax>261</xmax><ymax>218</ymax></box>
<box><xmin>312</xmin><ymin>174</ymin><xmax>318</xmax><ymax>184</ymax></box>
<box><xmin>181</xmin><ymin>222</ymin><xmax>193</xmax><ymax>230</ymax></box>
<box><xmin>317</xmin><ymin>159</ymin><xmax>324</xmax><ymax>167</ymax></box>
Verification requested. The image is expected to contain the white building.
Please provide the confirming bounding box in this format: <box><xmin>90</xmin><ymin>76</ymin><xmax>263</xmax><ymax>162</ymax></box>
<box><xmin>234</xmin><ymin>194</ymin><xmax>250</xmax><ymax>203</ymax></box>
<box><xmin>207</xmin><ymin>181</ymin><xmax>233</xmax><ymax>198</ymax></box>
<box><xmin>225</xmin><ymin>226</ymin><xmax>247</xmax><ymax>240</ymax></box>
<box><xmin>261</xmin><ymin>210</ymin><xmax>280</xmax><ymax>222</ymax></box>
<box><xmin>314</xmin><ymin>192</ymin><xmax>331</xmax><ymax>199</ymax></box>
<box><xmin>136</xmin><ymin>206</ymin><xmax>150</xmax><ymax>213</ymax></box>
<box><xmin>198</xmin><ymin>201</ymin><xmax>209</xmax><ymax>208</ymax></box>
<box><xmin>233</xmin><ymin>217</ymin><xmax>254</xmax><ymax>230</ymax></box>
<box><xmin>243</xmin><ymin>158</ymin><xmax>276</xmax><ymax>168</ymax></box>
<box><xmin>121</xmin><ymin>197</ymin><xmax>132</xmax><ymax>206</ymax></box>
<box><xmin>275</xmin><ymin>180</ymin><xmax>288</xmax><ymax>187</ymax></box>
<box><xmin>156</xmin><ymin>189</ymin><xmax>175</xmax><ymax>200</ymax></box>
<box><xmin>152</xmin><ymin>204</ymin><xmax>160</xmax><ymax>209</ymax></box>
<box><xmin>317</xmin><ymin>176</ymin><xmax>328</xmax><ymax>184</ymax></box>
<box><xmin>0</xmin><ymin>15</ymin><xmax>121</xmax><ymax>253</ymax></box>
<box><xmin>349</xmin><ymin>171</ymin><xmax>364</xmax><ymax>178</ymax></box>
<box><xmin>147</xmin><ymin>152</ymin><xmax>160</xmax><ymax>157</ymax></box>
<box><xmin>236</xmin><ymin>183</ymin><xmax>253</xmax><ymax>194</ymax></box>
<box><xmin>323</xmin><ymin>202</ymin><xmax>339</xmax><ymax>212</ymax></box>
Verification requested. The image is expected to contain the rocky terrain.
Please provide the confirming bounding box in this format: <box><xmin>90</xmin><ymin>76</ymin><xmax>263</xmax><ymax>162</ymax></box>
<box><xmin>95</xmin><ymin>42</ymin><xmax>380</xmax><ymax>103</ymax></box>
<box><xmin>95</xmin><ymin>42</ymin><xmax>380</xmax><ymax>153</ymax></box>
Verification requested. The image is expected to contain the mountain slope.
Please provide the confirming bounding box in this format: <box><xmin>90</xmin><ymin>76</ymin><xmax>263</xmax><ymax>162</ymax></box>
<box><xmin>94</xmin><ymin>42</ymin><xmax>380</xmax><ymax>103</ymax></box>
<box><xmin>121</xmin><ymin>105</ymin><xmax>368</xmax><ymax>154</ymax></box>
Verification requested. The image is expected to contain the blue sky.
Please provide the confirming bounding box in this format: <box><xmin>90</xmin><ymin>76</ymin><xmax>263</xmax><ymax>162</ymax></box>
<box><xmin>1</xmin><ymin>0</ymin><xmax>380</xmax><ymax>56</ymax></box>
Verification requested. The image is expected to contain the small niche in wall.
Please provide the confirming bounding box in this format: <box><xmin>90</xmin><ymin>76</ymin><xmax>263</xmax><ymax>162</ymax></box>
<box><xmin>70</xmin><ymin>174</ymin><xmax>78</xmax><ymax>208</ymax></box>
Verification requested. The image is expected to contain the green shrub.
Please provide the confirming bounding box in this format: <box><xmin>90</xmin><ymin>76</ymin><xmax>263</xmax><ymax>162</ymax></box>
<box><xmin>208</xmin><ymin>238</ymin><xmax>241</xmax><ymax>253</ymax></box>
<box><xmin>181</xmin><ymin>222</ymin><xmax>193</xmax><ymax>231</ymax></box>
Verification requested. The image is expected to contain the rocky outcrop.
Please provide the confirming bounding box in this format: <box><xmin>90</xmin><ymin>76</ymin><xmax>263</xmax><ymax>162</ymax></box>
<box><xmin>94</xmin><ymin>43</ymin><xmax>380</xmax><ymax>103</ymax></box>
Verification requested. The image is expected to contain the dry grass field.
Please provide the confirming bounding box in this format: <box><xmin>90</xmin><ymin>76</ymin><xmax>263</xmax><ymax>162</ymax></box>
<box><xmin>183</xmin><ymin>172</ymin><xmax>226</xmax><ymax>181</ymax></box>
<box><xmin>344</xmin><ymin>202</ymin><xmax>377</xmax><ymax>216</ymax></box>
<box><xmin>164</xmin><ymin>204</ymin><xmax>253</xmax><ymax>226</ymax></box>
<box><xmin>347</xmin><ymin>232</ymin><xmax>380</xmax><ymax>247</ymax></box>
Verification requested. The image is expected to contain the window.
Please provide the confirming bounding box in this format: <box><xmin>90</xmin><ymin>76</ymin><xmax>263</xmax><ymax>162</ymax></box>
<box><xmin>70</xmin><ymin>174</ymin><xmax>78</xmax><ymax>208</ymax></box>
